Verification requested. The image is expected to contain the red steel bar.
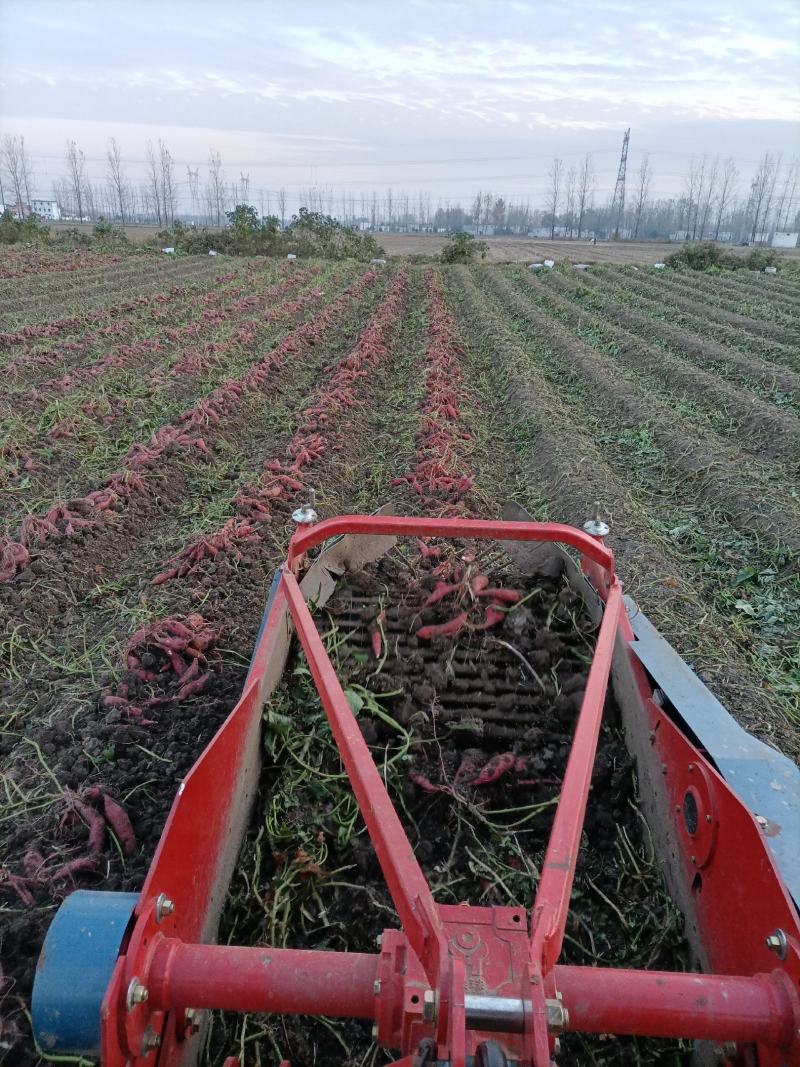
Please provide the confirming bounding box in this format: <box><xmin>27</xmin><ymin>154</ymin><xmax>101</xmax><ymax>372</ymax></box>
<box><xmin>287</xmin><ymin>515</ymin><xmax>615</xmax><ymax>573</ymax></box>
<box><xmin>145</xmin><ymin>941</ymin><xmax>798</xmax><ymax>1048</ymax></box>
<box><xmin>530</xmin><ymin>582</ymin><xmax>623</xmax><ymax>975</ymax></box>
<box><xmin>282</xmin><ymin>567</ymin><xmax>450</xmax><ymax>993</ymax></box>
<box><xmin>148</xmin><ymin>942</ymin><xmax>378</xmax><ymax>1018</ymax></box>
<box><xmin>557</xmin><ymin>965</ymin><xmax>798</xmax><ymax>1047</ymax></box>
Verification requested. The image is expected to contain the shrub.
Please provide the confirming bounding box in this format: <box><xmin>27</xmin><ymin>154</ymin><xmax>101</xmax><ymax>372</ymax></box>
<box><xmin>667</xmin><ymin>240</ymin><xmax>784</xmax><ymax>273</ymax></box>
<box><xmin>440</xmin><ymin>232</ymin><xmax>489</xmax><ymax>264</ymax></box>
<box><xmin>666</xmin><ymin>242</ymin><xmax>731</xmax><ymax>271</ymax></box>
<box><xmin>0</xmin><ymin>210</ymin><xmax>49</xmax><ymax>245</ymax></box>
<box><xmin>743</xmin><ymin>247</ymin><xmax>779</xmax><ymax>271</ymax></box>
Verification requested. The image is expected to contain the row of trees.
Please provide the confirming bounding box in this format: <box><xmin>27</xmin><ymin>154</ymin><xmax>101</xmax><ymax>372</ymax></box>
<box><xmin>1</xmin><ymin>133</ymin><xmax>797</xmax><ymax>243</ymax></box>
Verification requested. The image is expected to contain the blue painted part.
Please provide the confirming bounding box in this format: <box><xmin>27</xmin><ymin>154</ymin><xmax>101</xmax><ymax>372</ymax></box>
<box><xmin>32</xmin><ymin>890</ymin><xmax>138</xmax><ymax>1056</ymax></box>
<box><xmin>246</xmin><ymin>568</ymin><xmax>283</xmax><ymax>682</ymax></box>
<box><xmin>625</xmin><ymin>596</ymin><xmax>800</xmax><ymax>904</ymax></box>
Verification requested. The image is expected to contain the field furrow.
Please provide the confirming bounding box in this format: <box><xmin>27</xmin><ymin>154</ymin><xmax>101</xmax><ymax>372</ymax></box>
<box><xmin>482</xmin><ymin>268</ymin><xmax>800</xmax><ymax>552</ymax></box>
<box><xmin>552</xmin><ymin>268</ymin><xmax>800</xmax><ymax>407</ymax></box>
<box><xmin>603</xmin><ymin>267</ymin><xmax>798</xmax><ymax>347</ymax></box>
<box><xmin>506</xmin><ymin>267</ymin><xmax>800</xmax><ymax>460</ymax></box>
<box><xmin>622</xmin><ymin>267</ymin><xmax>799</xmax><ymax>328</ymax></box>
<box><xmin>0</xmin><ymin>257</ymin><xmax>229</xmax><ymax>329</ymax></box>
<box><xmin>0</xmin><ymin>263</ymin><xmax>284</xmax><ymax>386</ymax></box>
<box><xmin>0</xmin><ymin>268</ymin><xmax>351</xmax><ymax>522</ymax></box>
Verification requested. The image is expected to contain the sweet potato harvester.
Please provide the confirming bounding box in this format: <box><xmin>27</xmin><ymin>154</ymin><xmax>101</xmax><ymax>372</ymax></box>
<box><xmin>32</xmin><ymin>509</ymin><xmax>800</xmax><ymax>1066</ymax></box>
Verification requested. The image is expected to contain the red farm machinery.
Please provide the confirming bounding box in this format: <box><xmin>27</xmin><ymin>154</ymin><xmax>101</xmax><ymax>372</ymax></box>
<box><xmin>32</xmin><ymin>506</ymin><xmax>800</xmax><ymax>1066</ymax></box>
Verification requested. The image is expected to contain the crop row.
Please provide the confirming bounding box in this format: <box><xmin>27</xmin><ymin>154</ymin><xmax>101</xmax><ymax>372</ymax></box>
<box><xmin>0</xmin><ymin>268</ymin><xmax>379</xmax><ymax>581</ymax></box>
<box><xmin>508</xmin><ymin>268</ymin><xmax>800</xmax><ymax>460</ymax></box>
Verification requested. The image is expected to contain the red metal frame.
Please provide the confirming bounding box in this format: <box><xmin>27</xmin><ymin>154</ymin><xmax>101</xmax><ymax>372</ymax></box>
<box><xmin>98</xmin><ymin>515</ymin><xmax>800</xmax><ymax>1067</ymax></box>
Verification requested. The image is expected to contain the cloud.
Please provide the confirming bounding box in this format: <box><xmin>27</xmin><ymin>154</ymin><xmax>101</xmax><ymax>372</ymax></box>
<box><xmin>0</xmin><ymin>0</ymin><xmax>797</xmax><ymax>201</ymax></box>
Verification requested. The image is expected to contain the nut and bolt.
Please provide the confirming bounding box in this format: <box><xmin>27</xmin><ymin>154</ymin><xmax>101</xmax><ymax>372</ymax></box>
<box><xmin>141</xmin><ymin>1028</ymin><xmax>161</xmax><ymax>1052</ymax></box>
<box><xmin>422</xmin><ymin>989</ymin><xmax>438</xmax><ymax>1023</ymax></box>
<box><xmin>756</xmin><ymin>814</ymin><xmax>768</xmax><ymax>829</ymax></box>
<box><xmin>155</xmin><ymin>892</ymin><xmax>175</xmax><ymax>923</ymax></box>
<box><xmin>371</xmin><ymin>1023</ymin><xmax>379</xmax><ymax>1039</ymax></box>
<box><xmin>373</xmin><ymin>980</ymin><xmax>381</xmax><ymax>995</ymax></box>
<box><xmin>126</xmin><ymin>978</ymin><xmax>149</xmax><ymax>1011</ymax></box>
<box><xmin>546</xmin><ymin>997</ymin><xmax>569</xmax><ymax>1031</ymax></box>
<box><xmin>765</xmin><ymin>929</ymin><xmax>788</xmax><ymax>959</ymax></box>
<box><xmin>582</xmin><ymin>502</ymin><xmax>610</xmax><ymax>539</ymax></box>
<box><xmin>375</xmin><ymin>933</ymin><xmax>383</xmax><ymax>948</ymax></box>
<box><xmin>184</xmin><ymin>1008</ymin><xmax>202</xmax><ymax>1034</ymax></box>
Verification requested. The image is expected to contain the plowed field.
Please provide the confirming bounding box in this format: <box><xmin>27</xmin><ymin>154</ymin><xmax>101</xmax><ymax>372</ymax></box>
<box><xmin>1</xmin><ymin>251</ymin><xmax>797</xmax><ymax>1066</ymax></box>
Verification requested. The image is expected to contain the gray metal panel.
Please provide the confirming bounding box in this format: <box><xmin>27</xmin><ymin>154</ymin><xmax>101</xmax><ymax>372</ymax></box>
<box><xmin>625</xmin><ymin>595</ymin><xmax>800</xmax><ymax>902</ymax></box>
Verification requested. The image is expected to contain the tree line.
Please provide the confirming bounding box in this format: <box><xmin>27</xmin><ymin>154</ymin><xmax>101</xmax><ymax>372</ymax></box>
<box><xmin>1</xmin><ymin>132</ymin><xmax>797</xmax><ymax>244</ymax></box>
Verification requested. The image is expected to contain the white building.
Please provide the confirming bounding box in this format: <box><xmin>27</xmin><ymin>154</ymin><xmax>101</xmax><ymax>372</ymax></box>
<box><xmin>772</xmin><ymin>231</ymin><xmax>799</xmax><ymax>249</ymax></box>
<box><xmin>31</xmin><ymin>199</ymin><xmax>61</xmax><ymax>221</ymax></box>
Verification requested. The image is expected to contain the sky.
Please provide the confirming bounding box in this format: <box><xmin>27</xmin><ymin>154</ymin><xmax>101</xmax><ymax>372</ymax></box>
<box><xmin>0</xmin><ymin>0</ymin><xmax>798</xmax><ymax>212</ymax></box>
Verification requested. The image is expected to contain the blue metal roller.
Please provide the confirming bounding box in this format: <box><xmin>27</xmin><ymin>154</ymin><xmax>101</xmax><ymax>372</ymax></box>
<box><xmin>32</xmin><ymin>890</ymin><xmax>138</xmax><ymax>1056</ymax></box>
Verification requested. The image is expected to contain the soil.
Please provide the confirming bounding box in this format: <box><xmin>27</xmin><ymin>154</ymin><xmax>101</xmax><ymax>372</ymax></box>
<box><xmin>374</xmin><ymin>233</ymin><xmax>800</xmax><ymax>267</ymax></box>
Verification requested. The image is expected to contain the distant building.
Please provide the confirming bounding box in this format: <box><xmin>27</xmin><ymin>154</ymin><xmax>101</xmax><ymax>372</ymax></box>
<box><xmin>772</xmin><ymin>231</ymin><xmax>799</xmax><ymax>249</ymax></box>
<box><xmin>31</xmin><ymin>199</ymin><xmax>61</xmax><ymax>221</ymax></box>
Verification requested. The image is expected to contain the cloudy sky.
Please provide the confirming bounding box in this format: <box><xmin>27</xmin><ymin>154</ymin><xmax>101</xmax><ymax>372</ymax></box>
<box><xmin>0</xmin><ymin>0</ymin><xmax>797</xmax><ymax>210</ymax></box>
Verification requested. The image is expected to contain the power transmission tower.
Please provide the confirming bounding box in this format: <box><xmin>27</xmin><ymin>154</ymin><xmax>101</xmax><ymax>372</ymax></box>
<box><xmin>610</xmin><ymin>128</ymin><xmax>630</xmax><ymax>238</ymax></box>
<box><xmin>186</xmin><ymin>167</ymin><xmax>200</xmax><ymax>220</ymax></box>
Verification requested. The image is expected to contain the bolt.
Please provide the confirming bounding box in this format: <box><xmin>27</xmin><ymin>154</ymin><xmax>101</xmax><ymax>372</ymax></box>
<box><xmin>155</xmin><ymin>892</ymin><xmax>175</xmax><ymax>923</ymax></box>
<box><xmin>373</xmin><ymin>980</ymin><xmax>381</xmax><ymax>995</ymax></box>
<box><xmin>691</xmin><ymin>855</ymin><xmax>696</xmax><ymax>864</ymax></box>
<box><xmin>661</xmin><ymin>765</ymin><xmax>668</xmax><ymax>775</ymax></box>
<box><xmin>371</xmin><ymin>1023</ymin><xmax>379</xmax><ymax>1039</ymax></box>
<box><xmin>142</xmin><ymin>1028</ymin><xmax>161</xmax><ymax>1053</ymax></box>
<box><xmin>375</xmin><ymin>933</ymin><xmax>383</xmax><ymax>948</ymax></box>
<box><xmin>765</xmin><ymin>929</ymin><xmax>788</xmax><ymax>959</ymax></box>
<box><xmin>546</xmin><ymin>998</ymin><xmax>569</xmax><ymax>1031</ymax></box>
<box><xmin>184</xmin><ymin>1008</ymin><xmax>201</xmax><ymax>1035</ymax></box>
<box><xmin>422</xmin><ymin>989</ymin><xmax>438</xmax><ymax>1023</ymax></box>
<box><xmin>126</xmin><ymin>978</ymin><xmax>148</xmax><ymax>1011</ymax></box>
<box><xmin>756</xmin><ymin>815</ymin><xmax>768</xmax><ymax>829</ymax></box>
<box><xmin>706</xmin><ymin>814</ymin><xmax>712</xmax><ymax>823</ymax></box>
<box><xmin>688</xmin><ymin>764</ymin><xmax>694</xmax><ymax>773</ymax></box>
<box><xmin>675</xmin><ymin>805</ymin><xmax>681</xmax><ymax>813</ymax></box>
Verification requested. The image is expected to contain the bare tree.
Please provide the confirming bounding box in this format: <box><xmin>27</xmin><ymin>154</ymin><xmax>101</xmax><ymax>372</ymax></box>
<box><xmin>470</xmin><ymin>191</ymin><xmax>483</xmax><ymax>233</ymax></box>
<box><xmin>159</xmin><ymin>142</ymin><xmax>176</xmax><ymax>226</ymax></box>
<box><xmin>760</xmin><ymin>154</ymin><xmax>781</xmax><ymax>237</ymax></box>
<box><xmin>2</xmin><ymin>135</ymin><xmax>25</xmax><ymax>209</ymax></box>
<box><xmin>144</xmin><ymin>141</ymin><xmax>162</xmax><ymax>225</ymax></box>
<box><xmin>576</xmin><ymin>154</ymin><xmax>594</xmax><ymax>238</ymax></box>
<box><xmin>106</xmin><ymin>137</ymin><xmax>128</xmax><ymax>225</ymax></box>
<box><xmin>682</xmin><ymin>158</ymin><xmax>702</xmax><ymax>239</ymax></box>
<box><xmin>775</xmin><ymin>158</ymin><xmax>798</xmax><ymax>230</ymax></box>
<box><xmin>713</xmin><ymin>158</ymin><xmax>738</xmax><ymax>240</ymax></box>
<box><xmin>65</xmin><ymin>140</ymin><xmax>86</xmax><ymax>221</ymax></box>
<box><xmin>690</xmin><ymin>156</ymin><xmax>709</xmax><ymax>239</ymax></box>
<box><xmin>631</xmin><ymin>154</ymin><xmax>652</xmax><ymax>238</ymax></box>
<box><xmin>545</xmin><ymin>158</ymin><xmax>563</xmax><ymax>239</ymax></box>
<box><xmin>749</xmin><ymin>152</ymin><xmax>779</xmax><ymax>243</ymax></box>
<box><xmin>207</xmin><ymin>149</ymin><xmax>225</xmax><ymax>226</ymax></box>
<box><xmin>564</xmin><ymin>166</ymin><xmax>577</xmax><ymax>237</ymax></box>
<box><xmin>697</xmin><ymin>157</ymin><xmax>719</xmax><ymax>240</ymax></box>
<box><xmin>3</xmin><ymin>134</ymin><xmax>34</xmax><ymax>211</ymax></box>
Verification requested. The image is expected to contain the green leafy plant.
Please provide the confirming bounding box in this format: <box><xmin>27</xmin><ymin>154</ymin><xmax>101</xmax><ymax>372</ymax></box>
<box><xmin>440</xmin><ymin>231</ymin><xmax>489</xmax><ymax>263</ymax></box>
